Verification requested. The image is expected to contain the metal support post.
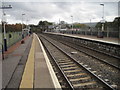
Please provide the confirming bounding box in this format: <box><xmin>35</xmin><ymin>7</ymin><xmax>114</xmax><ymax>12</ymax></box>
<box><xmin>0</xmin><ymin>2</ymin><xmax>12</xmax><ymax>51</ymax></box>
<box><xmin>3</xmin><ymin>22</ymin><xmax>7</xmax><ymax>51</ymax></box>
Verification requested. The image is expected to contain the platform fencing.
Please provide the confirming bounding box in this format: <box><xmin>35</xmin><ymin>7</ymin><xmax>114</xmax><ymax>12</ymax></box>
<box><xmin>2</xmin><ymin>31</ymin><xmax>28</xmax><ymax>51</ymax></box>
<box><xmin>58</xmin><ymin>30</ymin><xmax>119</xmax><ymax>38</ymax></box>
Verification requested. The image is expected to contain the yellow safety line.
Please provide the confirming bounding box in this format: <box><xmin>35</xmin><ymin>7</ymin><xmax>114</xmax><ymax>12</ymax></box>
<box><xmin>19</xmin><ymin>34</ymin><xmax>35</xmax><ymax>89</ymax></box>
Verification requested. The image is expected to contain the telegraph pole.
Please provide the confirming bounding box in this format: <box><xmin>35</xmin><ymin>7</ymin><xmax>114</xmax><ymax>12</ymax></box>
<box><xmin>0</xmin><ymin>2</ymin><xmax>12</xmax><ymax>51</ymax></box>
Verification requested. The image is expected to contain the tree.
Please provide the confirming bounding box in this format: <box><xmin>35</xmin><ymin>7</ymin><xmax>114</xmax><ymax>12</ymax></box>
<box><xmin>6</xmin><ymin>23</ymin><xmax>22</xmax><ymax>32</ymax></box>
<box><xmin>113</xmin><ymin>17</ymin><xmax>120</xmax><ymax>28</ymax></box>
<box><xmin>38</xmin><ymin>20</ymin><xmax>53</xmax><ymax>32</ymax></box>
<box><xmin>95</xmin><ymin>17</ymin><xmax>120</xmax><ymax>31</ymax></box>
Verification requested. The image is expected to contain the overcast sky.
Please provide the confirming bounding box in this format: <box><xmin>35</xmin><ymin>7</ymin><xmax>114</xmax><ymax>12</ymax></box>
<box><xmin>0</xmin><ymin>0</ymin><xmax>120</xmax><ymax>25</ymax></box>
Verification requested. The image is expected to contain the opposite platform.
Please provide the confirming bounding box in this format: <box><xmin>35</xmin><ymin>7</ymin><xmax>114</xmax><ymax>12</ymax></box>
<box><xmin>46</xmin><ymin>32</ymin><xmax>120</xmax><ymax>45</ymax></box>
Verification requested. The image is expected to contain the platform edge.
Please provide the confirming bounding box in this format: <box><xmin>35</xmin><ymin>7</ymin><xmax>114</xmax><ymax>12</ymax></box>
<box><xmin>35</xmin><ymin>34</ymin><xmax>62</xmax><ymax>89</ymax></box>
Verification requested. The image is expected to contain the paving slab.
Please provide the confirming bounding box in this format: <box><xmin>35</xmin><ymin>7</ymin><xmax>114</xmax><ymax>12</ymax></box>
<box><xmin>2</xmin><ymin>35</ymin><xmax>33</xmax><ymax>89</ymax></box>
<box><xmin>34</xmin><ymin>35</ymin><xmax>55</xmax><ymax>88</ymax></box>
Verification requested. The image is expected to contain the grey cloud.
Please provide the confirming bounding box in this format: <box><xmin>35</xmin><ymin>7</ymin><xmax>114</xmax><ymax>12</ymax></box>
<box><xmin>4</xmin><ymin>0</ymin><xmax>120</xmax><ymax>2</ymax></box>
<box><xmin>1</xmin><ymin>1</ymin><xmax>119</xmax><ymax>24</ymax></box>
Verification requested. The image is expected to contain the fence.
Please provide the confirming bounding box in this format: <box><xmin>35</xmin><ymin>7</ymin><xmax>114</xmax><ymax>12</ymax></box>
<box><xmin>2</xmin><ymin>31</ymin><xmax>22</xmax><ymax>51</ymax></box>
<box><xmin>58</xmin><ymin>27</ymin><xmax>119</xmax><ymax>38</ymax></box>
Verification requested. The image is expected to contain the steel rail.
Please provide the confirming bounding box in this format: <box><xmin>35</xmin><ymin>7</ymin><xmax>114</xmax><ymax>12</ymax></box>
<box><xmin>74</xmin><ymin>41</ymin><xmax>120</xmax><ymax>60</ymax></box>
<box><xmin>58</xmin><ymin>40</ymin><xmax>120</xmax><ymax>70</ymax></box>
<box><xmin>39</xmin><ymin>37</ymin><xmax>74</xmax><ymax>90</ymax></box>
<box><xmin>45</xmin><ymin>34</ymin><xmax>120</xmax><ymax>70</ymax></box>
<box><xmin>39</xmin><ymin>34</ymin><xmax>114</xmax><ymax>90</ymax></box>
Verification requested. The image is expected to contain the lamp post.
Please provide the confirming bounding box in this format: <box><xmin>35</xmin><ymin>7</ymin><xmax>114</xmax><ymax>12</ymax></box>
<box><xmin>100</xmin><ymin>4</ymin><xmax>104</xmax><ymax>20</ymax></box>
<box><xmin>71</xmin><ymin>16</ymin><xmax>73</xmax><ymax>30</ymax></box>
<box><xmin>100</xmin><ymin>4</ymin><xmax>105</xmax><ymax>31</ymax></box>
<box><xmin>22</xmin><ymin>14</ymin><xmax>25</xmax><ymax>39</ymax></box>
<box><xmin>0</xmin><ymin>3</ymin><xmax>12</xmax><ymax>51</ymax></box>
<box><xmin>100</xmin><ymin>3</ymin><xmax>105</xmax><ymax>38</ymax></box>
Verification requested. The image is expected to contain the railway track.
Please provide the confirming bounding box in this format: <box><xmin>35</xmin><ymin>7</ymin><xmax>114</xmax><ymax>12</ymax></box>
<box><xmin>38</xmin><ymin>34</ymin><xmax>118</xmax><ymax>89</ymax></box>
<box><xmin>62</xmin><ymin>40</ymin><xmax>120</xmax><ymax>69</ymax></box>
<box><xmin>45</xmin><ymin>34</ymin><xmax>120</xmax><ymax>69</ymax></box>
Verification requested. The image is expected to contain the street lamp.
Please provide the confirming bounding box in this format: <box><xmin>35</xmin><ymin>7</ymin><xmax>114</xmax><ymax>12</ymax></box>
<box><xmin>71</xmin><ymin>16</ymin><xmax>73</xmax><ymax>30</ymax></box>
<box><xmin>100</xmin><ymin>4</ymin><xmax>104</xmax><ymax>20</ymax></box>
<box><xmin>22</xmin><ymin>14</ymin><xmax>25</xmax><ymax>39</ymax></box>
<box><xmin>100</xmin><ymin>3</ymin><xmax>105</xmax><ymax>38</ymax></box>
<box><xmin>100</xmin><ymin>3</ymin><xmax>105</xmax><ymax>32</ymax></box>
<box><xmin>0</xmin><ymin>3</ymin><xmax>12</xmax><ymax>51</ymax></box>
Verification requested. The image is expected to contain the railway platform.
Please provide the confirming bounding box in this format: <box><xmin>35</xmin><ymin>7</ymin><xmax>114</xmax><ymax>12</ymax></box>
<box><xmin>2</xmin><ymin>33</ymin><xmax>61</xmax><ymax>89</ymax></box>
<box><xmin>46</xmin><ymin>32</ymin><xmax>120</xmax><ymax>45</ymax></box>
<box><xmin>2</xmin><ymin>32</ymin><xmax>119</xmax><ymax>89</ymax></box>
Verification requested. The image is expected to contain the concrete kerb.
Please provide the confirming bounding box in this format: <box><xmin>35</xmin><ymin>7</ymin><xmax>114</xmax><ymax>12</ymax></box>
<box><xmin>35</xmin><ymin>34</ymin><xmax>62</xmax><ymax>89</ymax></box>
